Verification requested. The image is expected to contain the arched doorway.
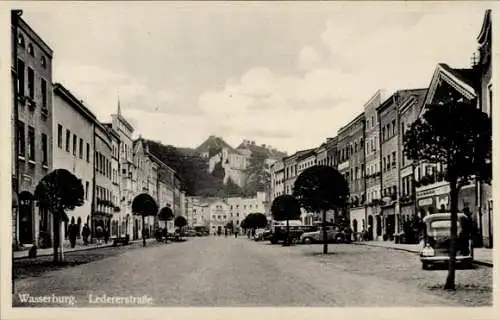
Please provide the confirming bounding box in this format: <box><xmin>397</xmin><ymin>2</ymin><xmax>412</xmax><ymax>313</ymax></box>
<box><xmin>18</xmin><ymin>191</ymin><xmax>34</xmax><ymax>245</ymax></box>
<box><xmin>368</xmin><ymin>215</ymin><xmax>374</xmax><ymax>241</ymax></box>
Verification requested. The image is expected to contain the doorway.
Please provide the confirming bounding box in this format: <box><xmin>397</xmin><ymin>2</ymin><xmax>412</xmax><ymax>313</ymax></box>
<box><xmin>18</xmin><ymin>191</ymin><xmax>34</xmax><ymax>245</ymax></box>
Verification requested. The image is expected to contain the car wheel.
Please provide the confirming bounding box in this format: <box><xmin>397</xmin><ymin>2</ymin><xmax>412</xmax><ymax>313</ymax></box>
<box><xmin>422</xmin><ymin>262</ymin><xmax>431</xmax><ymax>270</ymax></box>
<box><xmin>303</xmin><ymin>237</ymin><xmax>312</xmax><ymax>244</ymax></box>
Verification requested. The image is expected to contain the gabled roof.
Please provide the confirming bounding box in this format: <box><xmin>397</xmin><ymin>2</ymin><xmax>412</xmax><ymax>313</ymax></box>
<box><xmin>419</xmin><ymin>63</ymin><xmax>479</xmax><ymax>117</ymax></box>
<box><xmin>196</xmin><ymin>135</ymin><xmax>234</xmax><ymax>153</ymax></box>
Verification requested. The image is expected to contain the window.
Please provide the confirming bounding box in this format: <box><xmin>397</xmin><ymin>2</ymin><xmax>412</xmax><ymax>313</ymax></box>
<box><xmin>18</xmin><ymin>33</ymin><xmax>25</xmax><ymax>47</ymax></box>
<box><xmin>382</xmin><ymin>127</ymin><xmax>386</xmax><ymax>141</ymax></box>
<box><xmin>392</xmin><ymin>120</ymin><xmax>396</xmax><ymax>136</ymax></box>
<box><xmin>17</xmin><ymin>59</ymin><xmax>25</xmax><ymax>96</ymax></box>
<box><xmin>401</xmin><ymin>122</ymin><xmax>405</xmax><ymax>136</ymax></box>
<box><xmin>27</xmin><ymin>43</ymin><xmax>34</xmax><ymax>56</ymax></box>
<box><xmin>65</xmin><ymin>130</ymin><xmax>70</xmax><ymax>152</ymax></box>
<box><xmin>27</xmin><ymin>67</ymin><xmax>34</xmax><ymax>99</ymax></box>
<box><xmin>41</xmin><ymin>133</ymin><xmax>48</xmax><ymax>165</ymax></box>
<box><xmin>27</xmin><ymin>126</ymin><xmax>35</xmax><ymax>161</ymax></box>
<box><xmin>79</xmin><ymin>138</ymin><xmax>83</xmax><ymax>159</ymax></box>
<box><xmin>57</xmin><ymin>124</ymin><xmax>63</xmax><ymax>148</ymax></box>
<box><xmin>86</xmin><ymin>143</ymin><xmax>90</xmax><ymax>162</ymax></box>
<box><xmin>41</xmin><ymin>56</ymin><xmax>47</xmax><ymax>68</ymax></box>
<box><xmin>392</xmin><ymin>151</ymin><xmax>396</xmax><ymax>167</ymax></box>
<box><xmin>17</xmin><ymin>120</ymin><xmax>25</xmax><ymax>157</ymax></box>
<box><xmin>371</xmin><ymin>116</ymin><xmax>375</xmax><ymax>128</ymax></box>
<box><xmin>41</xmin><ymin>78</ymin><xmax>47</xmax><ymax>109</ymax></box>
<box><xmin>72</xmin><ymin>134</ymin><xmax>77</xmax><ymax>156</ymax></box>
<box><xmin>383</xmin><ymin>157</ymin><xmax>386</xmax><ymax>171</ymax></box>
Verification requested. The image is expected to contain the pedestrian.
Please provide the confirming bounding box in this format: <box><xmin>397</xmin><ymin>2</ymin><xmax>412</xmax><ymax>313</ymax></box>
<box><xmin>234</xmin><ymin>228</ymin><xmax>238</xmax><ymax>238</ymax></box>
<box><xmin>82</xmin><ymin>223</ymin><xmax>90</xmax><ymax>245</ymax></box>
<box><xmin>104</xmin><ymin>226</ymin><xmax>109</xmax><ymax>244</ymax></box>
<box><xmin>96</xmin><ymin>225</ymin><xmax>103</xmax><ymax>245</ymax></box>
<box><xmin>224</xmin><ymin>228</ymin><xmax>228</xmax><ymax>237</ymax></box>
<box><xmin>69</xmin><ymin>220</ymin><xmax>77</xmax><ymax>248</ymax></box>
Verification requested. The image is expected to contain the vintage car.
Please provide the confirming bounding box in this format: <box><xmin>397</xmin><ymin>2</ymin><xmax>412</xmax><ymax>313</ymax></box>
<box><xmin>419</xmin><ymin>212</ymin><xmax>474</xmax><ymax>270</ymax></box>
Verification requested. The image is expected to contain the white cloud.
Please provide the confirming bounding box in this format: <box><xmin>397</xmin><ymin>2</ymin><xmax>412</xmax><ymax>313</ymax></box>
<box><xmin>298</xmin><ymin>46</ymin><xmax>321</xmax><ymax>71</ymax></box>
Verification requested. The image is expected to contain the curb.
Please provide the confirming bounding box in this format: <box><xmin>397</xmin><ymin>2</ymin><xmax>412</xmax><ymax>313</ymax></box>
<box><xmin>352</xmin><ymin>242</ymin><xmax>493</xmax><ymax>267</ymax></box>
<box><xmin>13</xmin><ymin>239</ymin><xmax>156</xmax><ymax>261</ymax></box>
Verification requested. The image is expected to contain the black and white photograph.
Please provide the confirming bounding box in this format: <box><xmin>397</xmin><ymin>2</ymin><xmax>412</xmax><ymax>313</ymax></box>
<box><xmin>2</xmin><ymin>1</ymin><xmax>496</xmax><ymax>317</ymax></box>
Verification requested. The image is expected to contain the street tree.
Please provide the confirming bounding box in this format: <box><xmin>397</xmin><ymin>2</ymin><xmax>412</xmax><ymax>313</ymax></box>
<box><xmin>132</xmin><ymin>193</ymin><xmax>159</xmax><ymax>247</ymax></box>
<box><xmin>403</xmin><ymin>98</ymin><xmax>491</xmax><ymax>290</ymax></box>
<box><xmin>34</xmin><ymin>169</ymin><xmax>84</xmax><ymax>263</ymax></box>
<box><xmin>249</xmin><ymin>213</ymin><xmax>268</xmax><ymax>229</ymax></box>
<box><xmin>293</xmin><ymin>165</ymin><xmax>349</xmax><ymax>254</ymax></box>
<box><xmin>174</xmin><ymin>216</ymin><xmax>188</xmax><ymax>231</ymax></box>
<box><xmin>271</xmin><ymin>195</ymin><xmax>301</xmax><ymax>246</ymax></box>
<box><xmin>158</xmin><ymin>206</ymin><xmax>174</xmax><ymax>239</ymax></box>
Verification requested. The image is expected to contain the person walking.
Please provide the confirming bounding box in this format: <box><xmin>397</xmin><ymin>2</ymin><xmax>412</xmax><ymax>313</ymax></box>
<box><xmin>234</xmin><ymin>228</ymin><xmax>238</xmax><ymax>238</ymax></box>
<box><xmin>69</xmin><ymin>220</ymin><xmax>77</xmax><ymax>248</ymax></box>
<box><xmin>96</xmin><ymin>225</ymin><xmax>103</xmax><ymax>245</ymax></box>
<box><xmin>104</xmin><ymin>226</ymin><xmax>109</xmax><ymax>244</ymax></box>
<box><xmin>82</xmin><ymin>223</ymin><xmax>90</xmax><ymax>245</ymax></box>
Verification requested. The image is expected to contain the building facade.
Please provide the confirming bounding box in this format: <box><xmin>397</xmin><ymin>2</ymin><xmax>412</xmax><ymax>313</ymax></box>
<box><xmin>270</xmin><ymin>160</ymin><xmax>285</xmax><ymax>202</ymax></box>
<box><xmin>103</xmin><ymin>123</ymin><xmax>123</xmax><ymax>237</ymax></box>
<box><xmin>12</xmin><ymin>13</ymin><xmax>54</xmax><ymax>248</ymax></box>
<box><xmin>93</xmin><ymin>122</ymin><xmax>114</xmax><ymax>238</ymax></box>
<box><xmin>52</xmin><ymin>83</ymin><xmax>95</xmax><ymax>241</ymax></box>
<box><xmin>363</xmin><ymin>91</ymin><xmax>384</xmax><ymax>240</ymax></box>
<box><xmin>397</xmin><ymin>89</ymin><xmax>427</xmax><ymax>229</ymax></box>
<box><xmin>476</xmin><ymin>9</ymin><xmax>493</xmax><ymax>247</ymax></box>
<box><xmin>111</xmin><ymin>103</ymin><xmax>135</xmax><ymax>238</ymax></box>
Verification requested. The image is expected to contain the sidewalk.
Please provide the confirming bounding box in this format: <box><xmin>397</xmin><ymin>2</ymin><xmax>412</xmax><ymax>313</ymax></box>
<box><xmin>13</xmin><ymin>238</ymin><xmax>156</xmax><ymax>260</ymax></box>
<box><xmin>353</xmin><ymin>241</ymin><xmax>493</xmax><ymax>267</ymax></box>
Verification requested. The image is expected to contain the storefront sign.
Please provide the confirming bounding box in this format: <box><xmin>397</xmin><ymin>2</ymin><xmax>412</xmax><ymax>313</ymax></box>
<box><xmin>418</xmin><ymin>198</ymin><xmax>433</xmax><ymax>206</ymax></box>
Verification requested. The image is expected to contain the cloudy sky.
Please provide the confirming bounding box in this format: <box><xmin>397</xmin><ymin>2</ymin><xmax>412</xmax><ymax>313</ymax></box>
<box><xmin>19</xmin><ymin>2</ymin><xmax>492</xmax><ymax>154</ymax></box>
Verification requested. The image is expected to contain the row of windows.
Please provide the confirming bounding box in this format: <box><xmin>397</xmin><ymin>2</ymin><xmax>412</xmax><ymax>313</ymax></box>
<box><xmin>57</xmin><ymin>124</ymin><xmax>91</xmax><ymax>163</ymax></box>
<box><xmin>95</xmin><ymin>151</ymin><xmax>112</xmax><ymax>180</ymax></box>
<box><xmin>381</xmin><ymin>120</ymin><xmax>397</xmax><ymax>142</ymax></box>
<box><xmin>17</xmin><ymin>59</ymin><xmax>48</xmax><ymax>108</ymax></box>
<box><xmin>17</xmin><ymin>120</ymin><xmax>48</xmax><ymax>165</ymax></box>
<box><xmin>382</xmin><ymin>152</ymin><xmax>397</xmax><ymax>171</ymax></box>
<box><xmin>339</xmin><ymin>138</ymin><xmax>364</xmax><ymax>163</ymax></box>
<box><xmin>17</xmin><ymin>33</ymin><xmax>48</xmax><ymax>68</ymax></box>
<box><xmin>298</xmin><ymin>159</ymin><xmax>316</xmax><ymax>171</ymax></box>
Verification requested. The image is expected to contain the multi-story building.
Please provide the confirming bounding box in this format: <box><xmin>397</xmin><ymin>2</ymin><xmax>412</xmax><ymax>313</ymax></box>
<box><xmin>270</xmin><ymin>160</ymin><xmax>285</xmax><ymax>203</ymax></box>
<box><xmin>208</xmin><ymin>199</ymin><xmax>230</xmax><ymax>234</ymax></box>
<box><xmin>476</xmin><ymin>9</ymin><xmax>493</xmax><ymax>247</ymax></box>
<box><xmin>378</xmin><ymin>89</ymin><xmax>427</xmax><ymax>240</ymax></box>
<box><xmin>364</xmin><ymin>90</ymin><xmax>383</xmax><ymax>240</ymax></box>
<box><xmin>226</xmin><ymin>192</ymin><xmax>267</xmax><ymax>228</ymax></box>
<box><xmin>12</xmin><ymin>13</ymin><xmax>54</xmax><ymax>248</ymax></box>
<box><xmin>102</xmin><ymin>123</ymin><xmax>123</xmax><ymax>237</ymax></box>
<box><xmin>398</xmin><ymin>89</ymin><xmax>427</xmax><ymax>227</ymax></box>
<box><xmin>338</xmin><ymin>113</ymin><xmax>366</xmax><ymax>235</ymax></box>
<box><xmin>111</xmin><ymin>102</ymin><xmax>135</xmax><ymax>238</ymax></box>
<box><xmin>93</xmin><ymin>122</ymin><xmax>114</xmax><ymax>238</ymax></box>
<box><xmin>52</xmin><ymin>83</ymin><xmax>95</xmax><ymax>241</ymax></box>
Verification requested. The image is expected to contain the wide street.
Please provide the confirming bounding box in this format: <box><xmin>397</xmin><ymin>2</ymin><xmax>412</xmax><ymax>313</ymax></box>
<box><xmin>13</xmin><ymin>236</ymin><xmax>492</xmax><ymax>307</ymax></box>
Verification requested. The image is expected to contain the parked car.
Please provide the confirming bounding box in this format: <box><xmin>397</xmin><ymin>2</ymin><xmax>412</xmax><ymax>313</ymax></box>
<box><xmin>254</xmin><ymin>228</ymin><xmax>267</xmax><ymax>241</ymax></box>
<box><xmin>419</xmin><ymin>212</ymin><xmax>473</xmax><ymax>270</ymax></box>
<box><xmin>300</xmin><ymin>226</ymin><xmax>348</xmax><ymax>244</ymax></box>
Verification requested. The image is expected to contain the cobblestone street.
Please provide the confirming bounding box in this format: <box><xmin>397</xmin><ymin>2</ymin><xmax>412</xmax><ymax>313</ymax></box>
<box><xmin>13</xmin><ymin>237</ymin><xmax>492</xmax><ymax>307</ymax></box>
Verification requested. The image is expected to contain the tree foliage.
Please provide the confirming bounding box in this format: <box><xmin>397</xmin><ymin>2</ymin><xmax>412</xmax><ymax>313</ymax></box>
<box><xmin>246</xmin><ymin>213</ymin><xmax>269</xmax><ymax>229</ymax></box>
<box><xmin>403</xmin><ymin>99</ymin><xmax>492</xmax><ymax>186</ymax></box>
<box><xmin>403</xmin><ymin>97</ymin><xmax>492</xmax><ymax>290</ymax></box>
<box><xmin>271</xmin><ymin>195</ymin><xmax>301</xmax><ymax>221</ymax></box>
<box><xmin>158</xmin><ymin>206</ymin><xmax>174</xmax><ymax>221</ymax></box>
<box><xmin>34</xmin><ymin>169</ymin><xmax>84</xmax><ymax>263</ymax></box>
<box><xmin>293</xmin><ymin>165</ymin><xmax>349</xmax><ymax>253</ymax></box>
<box><xmin>293</xmin><ymin>165</ymin><xmax>349</xmax><ymax>213</ymax></box>
<box><xmin>132</xmin><ymin>193</ymin><xmax>159</xmax><ymax>217</ymax></box>
<box><xmin>174</xmin><ymin>216</ymin><xmax>188</xmax><ymax>229</ymax></box>
<box><xmin>35</xmin><ymin>169</ymin><xmax>85</xmax><ymax>214</ymax></box>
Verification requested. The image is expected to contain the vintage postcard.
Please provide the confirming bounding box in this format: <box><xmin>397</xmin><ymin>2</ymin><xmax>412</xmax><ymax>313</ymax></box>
<box><xmin>1</xmin><ymin>1</ymin><xmax>497</xmax><ymax>319</ymax></box>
